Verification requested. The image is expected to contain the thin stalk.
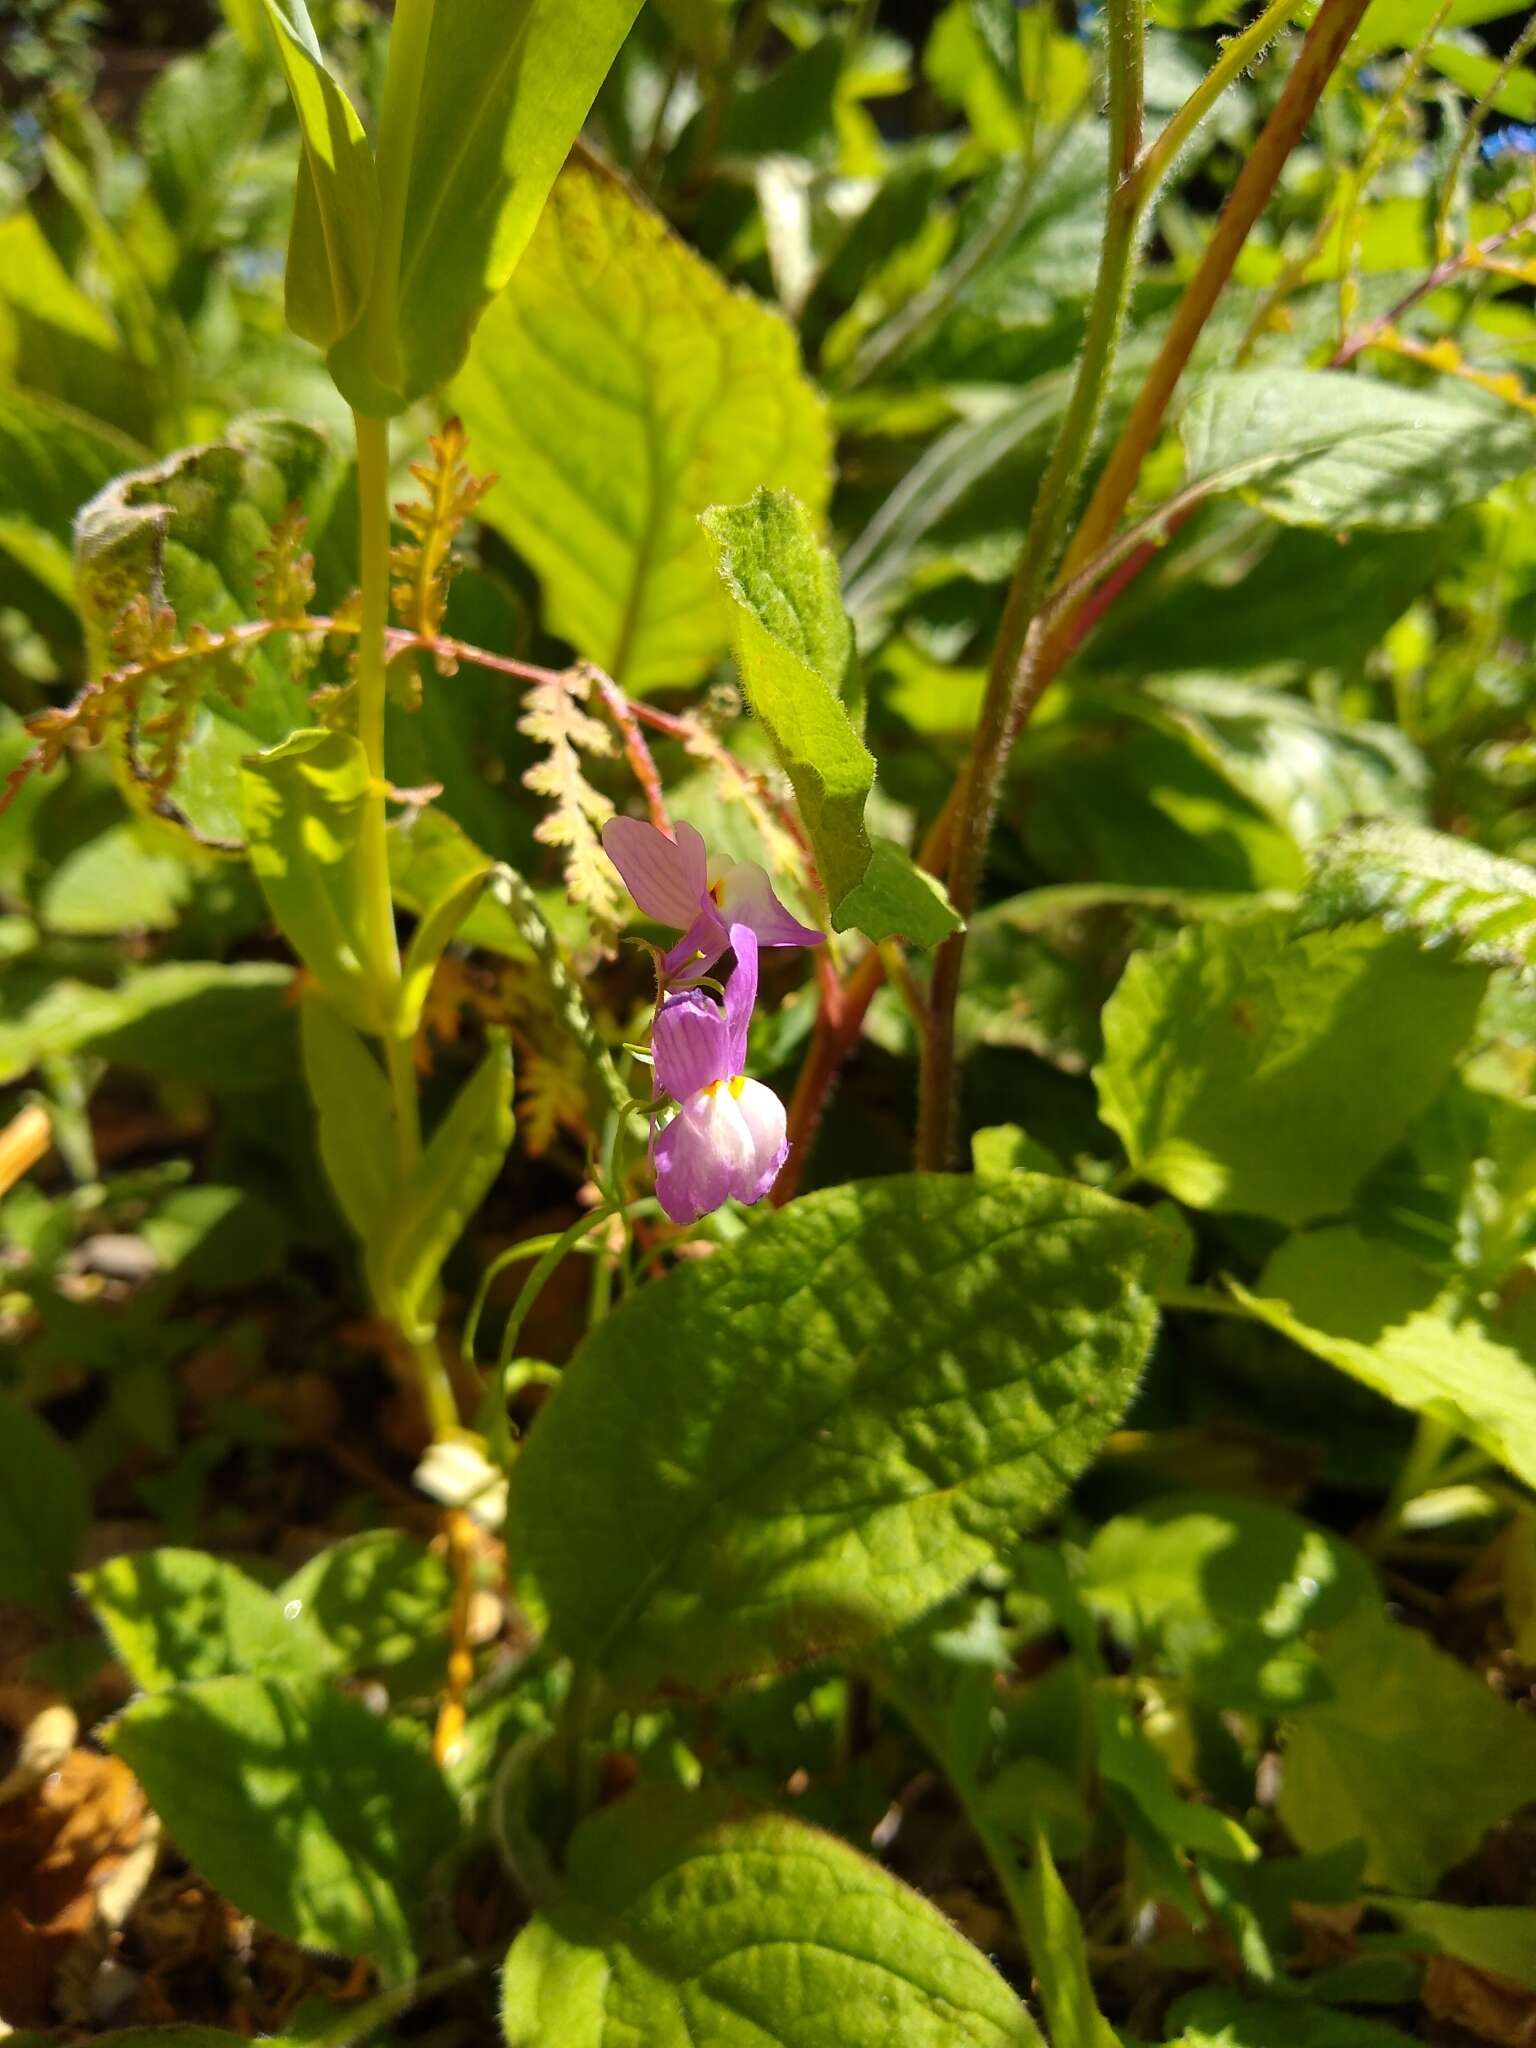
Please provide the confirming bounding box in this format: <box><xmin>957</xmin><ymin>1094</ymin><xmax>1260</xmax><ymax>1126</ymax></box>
<box><xmin>1051</xmin><ymin>0</ymin><xmax>1374</xmax><ymax>603</ymax></box>
<box><xmin>917</xmin><ymin>0</ymin><xmax>1145</xmax><ymax>1171</ymax></box>
<box><xmin>1435</xmin><ymin>11</ymin><xmax>1536</xmax><ymax>258</ymax></box>
<box><xmin>353</xmin><ymin>409</ymin><xmax>458</xmax><ymax>1439</ymax></box>
<box><xmin>1136</xmin><ymin>0</ymin><xmax>1304</xmax><ymax>198</ymax></box>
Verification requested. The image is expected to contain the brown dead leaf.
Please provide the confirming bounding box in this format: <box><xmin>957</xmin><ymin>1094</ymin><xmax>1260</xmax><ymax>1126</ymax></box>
<box><xmin>1423</xmin><ymin>1953</ymin><xmax>1536</xmax><ymax>2048</ymax></box>
<box><xmin>0</xmin><ymin>1746</ymin><xmax>149</xmax><ymax>2025</ymax></box>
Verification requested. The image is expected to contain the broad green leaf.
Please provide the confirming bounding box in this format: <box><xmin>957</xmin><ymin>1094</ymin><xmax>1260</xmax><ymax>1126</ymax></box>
<box><xmin>501</xmin><ymin>1785</ymin><xmax>1040</xmax><ymax>2047</ymax></box>
<box><xmin>372</xmin><ymin>1034</ymin><xmax>513</xmax><ymax>1336</ymax></box>
<box><xmin>1180</xmin><ymin>371</ymin><xmax>1536</xmax><ymax>532</ymax></box>
<box><xmin>389</xmin><ymin>809</ymin><xmax>533</xmax><ymax>964</ymax></box>
<box><xmin>279</xmin><ymin>1531</ymin><xmax>453</xmax><ymax>1679</ymax></box>
<box><xmin>241</xmin><ymin>729</ymin><xmax>388</xmax><ymax>1034</ymax></box>
<box><xmin>81</xmin><ymin>1548</ymin><xmax>339</xmax><ymax>1690</ymax></box>
<box><xmin>1296</xmin><ymin>820</ymin><xmax>1536</xmax><ymax>972</ymax></box>
<box><xmin>1235</xmin><ymin>1227</ymin><xmax>1536</xmax><ymax>1490</ymax></box>
<box><xmin>1354</xmin><ymin>0</ymin><xmax>1523</xmax><ymax>52</ymax></box>
<box><xmin>1094</xmin><ymin>1691</ymin><xmax>1258</xmax><ymax>1861</ymax></box>
<box><xmin>508</xmin><ymin>1174</ymin><xmax>1169</xmax><ymax>1699</ymax></box>
<box><xmin>333</xmin><ymin>0</ymin><xmax>642</xmax><ymax>412</ymax></box>
<box><xmin>972</xmin><ymin>1125</ymin><xmax>1063</xmax><ymax>1177</ymax></box>
<box><xmin>258</xmin><ymin>0</ymin><xmax>378</xmax><ymax>352</ymax></box>
<box><xmin>1171</xmin><ymin>1988</ymin><xmax>1422</xmax><ymax>2048</ymax></box>
<box><xmin>300</xmin><ymin>997</ymin><xmax>397</xmax><ymax>1246</ymax></box>
<box><xmin>1382</xmin><ymin>1901</ymin><xmax>1536</xmax><ymax>1992</ymax></box>
<box><xmin>0</xmin><ymin>1399</ymin><xmax>87</xmax><ymax>1621</ymax></box>
<box><xmin>108</xmin><ymin>1675</ymin><xmax>457</xmax><ymax>1982</ymax></box>
<box><xmin>1278</xmin><ymin>1605</ymin><xmax>1536</xmax><ymax>1890</ymax></box>
<box><xmin>1426</xmin><ymin>40</ymin><xmax>1536</xmax><ymax>115</ymax></box>
<box><xmin>38</xmin><ymin>821</ymin><xmax>195</xmax><ymax>937</ymax></box>
<box><xmin>1078</xmin><ymin>1493</ymin><xmax>1373</xmax><ymax>1710</ymax></box>
<box><xmin>139</xmin><ymin>31</ymin><xmax>277</xmax><ymax>243</ymax></box>
<box><xmin>0</xmin><ymin>389</ymin><xmax>146</xmax><ymax>605</ymax></box>
<box><xmin>397</xmin><ymin>852</ymin><xmax>491</xmax><ymax>1037</ymax></box>
<box><xmin>452</xmin><ymin>164</ymin><xmax>832</xmax><ymax>692</ymax></box>
<box><xmin>1094</xmin><ymin>913</ymin><xmax>1488</xmax><ymax>1225</ymax></box>
<box><xmin>704</xmin><ymin>488</ymin><xmax>874</xmax><ymax>920</ymax></box>
<box><xmin>1017</xmin><ymin>1832</ymin><xmax>1118</xmax><ymax>2048</ymax></box>
<box><xmin>0</xmin><ymin>209</ymin><xmax>147</xmax><ymax>441</ymax></box>
<box><xmin>74</xmin><ymin>416</ymin><xmax>346</xmax><ymax>845</ymax></box>
<box><xmin>836</xmin><ymin>837</ymin><xmax>964</xmax><ymax>947</ymax></box>
<box><xmin>0</xmin><ymin>961</ymin><xmax>296</xmax><ymax>1091</ymax></box>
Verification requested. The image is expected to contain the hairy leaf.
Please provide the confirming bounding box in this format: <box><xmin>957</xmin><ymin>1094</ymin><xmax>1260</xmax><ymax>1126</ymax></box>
<box><xmin>81</xmin><ymin>1549</ymin><xmax>339</xmax><ymax>1690</ymax></box>
<box><xmin>1296</xmin><ymin>820</ymin><xmax>1536</xmax><ymax>972</ymax></box>
<box><xmin>1181</xmin><ymin>371</ymin><xmax>1536</xmax><ymax>532</ymax></box>
<box><xmin>1279</xmin><ymin>1605</ymin><xmax>1536</xmax><ymax>1890</ymax></box>
<box><xmin>1095</xmin><ymin>913</ymin><xmax>1488</xmax><ymax>1224</ymax></box>
<box><xmin>452</xmin><ymin>163</ymin><xmax>832</xmax><ymax>691</ymax></box>
<box><xmin>1235</xmin><ymin>1227</ymin><xmax>1536</xmax><ymax>1491</ymax></box>
<box><xmin>108</xmin><ymin>1675</ymin><xmax>458</xmax><ymax>1983</ymax></box>
<box><xmin>507</xmin><ymin>1175</ymin><xmax>1168</xmax><ymax>1699</ymax></box>
<box><xmin>704</xmin><ymin>488</ymin><xmax>874</xmax><ymax>920</ymax></box>
<box><xmin>501</xmin><ymin>1786</ymin><xmax>1041</xmax><ymax>2046</ymax></box>
<box><xmin>836</xmin><ymin>837</ymin><xmax>964</xmax><ymax>947</ymax></box>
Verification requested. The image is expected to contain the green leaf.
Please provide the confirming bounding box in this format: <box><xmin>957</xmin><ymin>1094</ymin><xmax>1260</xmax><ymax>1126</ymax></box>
<box><xmin>80</xmin><ymin>1548</ymin><xmax>339</xmax><ymax>1690</ymax></box>
<box><xmin>1017</xmin><ymin>1831</ymin><xmax>1118</xmax><ymax>2048</ymax></box>
<box><xmin>258</xmin><ymin>0</ymin><xmax>378</xmax><ymax>352</ymax></box>
<box><xmin>38</xmin><ymin>820</ymin><xmax>195</xmax><ymax>937</ymax></box>
<box><xmin>0</xmin><ymin>389</ymin><xmax>146</xmax><ymax>606</ymax></box>
<box><xmin>299</xmin><ymin>996</ymin><xmax>397</xmax><ymax>1250</ymax></box>
<box><xmin>139</xmin><ymin>31</ymin><xmax>276</xmax><ymax>244</ymax></box>
<box><xmin>1180</xmin><ymin>371</ymin><xmax>1536</xmax><ymax>531</ymax></box>
<box><xmin>0</xmin><ymin>961</ymin><xmax>297</xmax><ymax>1091</ymax></box>
<box><xmin>1234</xmin><ymin>1227</ymin><xmax>1536</xmax><ymax>1491</ymax></box>
<box><xmin>1382</xmin><ymin>1901</ymin><xmax>1536</xmax><ymax>1992</ymax></box>
<box><xmin>0</xmin><ymin>1399</ymin><xmax>88</xmax><ymax>1621</ymax></box>
<box><xmin>1094</xmin><ymin>1691</ymin><xmax>1258</xmax><ymax>1861</ymax></box>
<box><xmin>972</xmin><ymin>1125</ymin><xmax>1063</xmax><ymax>1177</ymax></box>
<box><xmin>1296</xmin><ymin>820</ymin><xmax>1536</xmax><ymax>972</ymax></box>
<box><xmin>507</xmin><ymin>1174</ymin><xmax>1168</xmax><ymax>1699</ymax></box>
<box><xmin>241</xmin><ymin>729</ymin><xmax>389</xmax><ymax>1033</ymax></box>
<box><xmin>1078</xmin><ymin>1493</ymin><xmax>1373</xmax><ymax>1710</ymax></box>
<box><xmin>1171</xmin><ymin>1988</ymin><xmax>1422</xmax><ymax>2048</ymax></box>
<box><xmin>1278</xmin><ymin>1604</ymin><xmax>1536</xmax><ymax>1891</ymax></box>
<box><xmin>371</xmin><ymin>1033</ymin><xmax>513</xmax><ymax>1336</ymax></box>
<box><xmin>279</xmin><ymin>1530</ymin><xmax>453</xmax><ymax>1679</ymax></box>
<box><xmin>333</xmin><ymin>0</ymin><xmax>642</xmax><ymax>412</ymax></box>
<box><xmin>836</xmin><ymin>837</ymin><xmax>964</xmax><ymax>947</ymax></box>
<box><xmin>1353</xmin><ymin>0</ymin><xmax>1524</xmax><ymax>54</ymax></box>
<box><xmin>74</xmin><ymin>416</ymin><xmax>346</xmax><ymax>845</ymax></box>
<box><xmin>1094</xmin><ymin>913</ymin><xmax>1488</xmax><ymax>1225</ymax></box>
<box><xmin>704</xmin><ymin>488</ymin><xmax>875</xmax><ymax>920</ymax></box>
<box><xmin>452</xmin><ymin>163</ymin><xmax>832</xmax><ymax>692</ymax></box>
<box><xmin>500</xmin><ymin>1785</ymin><xmax>1040</xmax><ymax>2047</ymax></box>
<box><xmin>389</xmin><ymin>808</ymin><xmax>533</xmax><ymax>964</ymax></box>
<box><xmin>108</xmin><ymin>1675</ymin><xmax>458</xmax><ymax>1983</ymax></box>
<box><xmin>397</xmin><ymin>850</ymin><xmax>491</xmax><ymax>1037</ymax></box>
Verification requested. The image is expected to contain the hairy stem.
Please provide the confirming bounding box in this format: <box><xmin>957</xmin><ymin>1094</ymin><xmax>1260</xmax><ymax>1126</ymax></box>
<box><xmin>916</xmin><ymin>0</ymin><xmax>1145</xmax><ymax>1172</ymax></box>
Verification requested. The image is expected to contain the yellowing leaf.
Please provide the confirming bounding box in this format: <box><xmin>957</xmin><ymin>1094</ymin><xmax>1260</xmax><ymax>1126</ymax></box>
<box><xmin>451</xmin><ymin>161</ymin><xmax>833</xmax><ymax>692</ymax></box>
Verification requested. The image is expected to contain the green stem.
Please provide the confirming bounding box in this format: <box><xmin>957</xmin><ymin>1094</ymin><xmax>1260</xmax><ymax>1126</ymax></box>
<box><xmin>352</xmin><ymin>408</ymin><xmax>458</xmax><ymax>1439</ymax></box>
<box><xmin>1135</xmin><ymin>0</ymin><xmax>1304</xmax><ymax>199</ymax></box>
<box><xmin>1368</xmin><ymin>1414</ymin><xmax>1458</xmax><ymax>1553</ymax></box>
<box><xmin>917</xmin><ymin>0</ymin><xmax>1145</xmax><ymax>1171</ymax></box>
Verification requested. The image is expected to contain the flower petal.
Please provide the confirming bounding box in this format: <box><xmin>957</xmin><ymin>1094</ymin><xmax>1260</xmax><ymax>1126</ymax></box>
<box><xmin>716</xmin><ymin>860</ymin><xmax>823</xmax><ymax>950</ymax></box>
<box><xmin>724</xmin><ymin>922</ymin><xmax>758</xmax><ymax>1077</ymax></box>
<box><xmin>651</xmin><ymin>990</ymin><xmax>728</xmax><ymax>1102</ymax></box>
<box><xmin>662</xmin><ymin>904</ymin><xmax>729</xmax><ymax>977</ymax></box>
<box><xmin>601</xmin><ymin>817</ymin><xmax>709</xmax><ymax>929</ymax></box>
<box><xmin>653</xmin><ymin>1089</ymin><xmax>738</xmax><ymax>1224</ymax></box>
<box><xmin>724</xmin><ymin>1077</ymin><xmax>788</xmax><ymax>1206</ymax></box>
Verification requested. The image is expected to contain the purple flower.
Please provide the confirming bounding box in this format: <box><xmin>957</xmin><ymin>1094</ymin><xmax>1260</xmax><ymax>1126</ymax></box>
<box><xmin>650</xmin><ymin>922</ymin><xmax>788</xmax><ymax>1224</ymax></box>
<box><xmin>601</xmin><ymin>816</ymin><xmax>821</xmax><ymax>977</ymax></box>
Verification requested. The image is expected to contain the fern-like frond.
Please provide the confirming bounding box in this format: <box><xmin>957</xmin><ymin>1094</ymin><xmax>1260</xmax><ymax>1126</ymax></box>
<box><xmin>519</xmin><ymin>667</ymin><xmax>625</xmax><ymax>946</ymax></box>
<box><xmin>391</xmin><ymin>417</ymin><xmax>495</xmax><ymax>654</ymax></box>
<box><xmin>255</xmin><ymin>503</ymin><xmax>317</xmax><ymax>623</ymax></box>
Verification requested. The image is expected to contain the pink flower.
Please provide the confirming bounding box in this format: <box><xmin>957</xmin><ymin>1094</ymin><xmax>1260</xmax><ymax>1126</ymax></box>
<box><xmin>601</xmin><ymin>817</ymin><xmax>821</xmax><ymax>977</ymax></box>
<box><xmin>650</xmin><ymin>923</ymin><xmax>788</xmax><ymax>1224</ymax></box>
